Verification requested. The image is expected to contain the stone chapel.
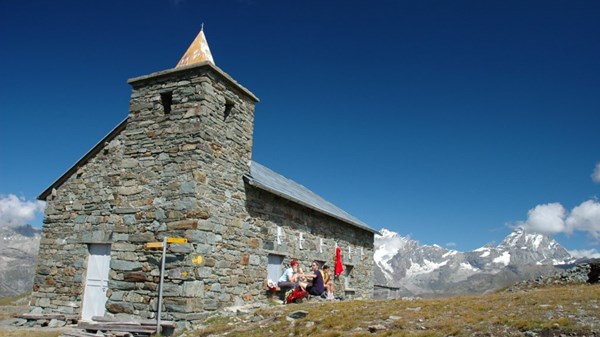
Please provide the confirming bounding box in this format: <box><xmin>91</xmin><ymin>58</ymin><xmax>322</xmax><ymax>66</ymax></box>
<box><xmin>31</xmin><ymin>28</ymin><xmax>377</xmax><ymax>323</ymax></box>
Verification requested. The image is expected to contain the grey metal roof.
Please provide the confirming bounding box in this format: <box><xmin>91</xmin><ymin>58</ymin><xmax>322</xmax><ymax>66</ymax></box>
<box><xmin>245</xmin><ymin>161</ymin><xmax>378</xmax><ymax>234</ymax></box>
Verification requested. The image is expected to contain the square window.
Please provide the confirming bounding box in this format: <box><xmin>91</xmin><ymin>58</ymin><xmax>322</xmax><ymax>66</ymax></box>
<box><xmin>267</xmin><ymin>254</ymin><xmax>284</xmax><ymax>282</ymax></box>
<box><xmin>344</xmin><ymin>265</ymin><xmax>354</xmax><ymax>289</ymax></box>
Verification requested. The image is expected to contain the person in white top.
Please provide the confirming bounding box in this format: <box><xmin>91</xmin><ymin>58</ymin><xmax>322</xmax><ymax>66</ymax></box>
<box><xmin>278</xmin><ymin>259</ymin><xmax>300</xmax><ymax>290</ymax></box>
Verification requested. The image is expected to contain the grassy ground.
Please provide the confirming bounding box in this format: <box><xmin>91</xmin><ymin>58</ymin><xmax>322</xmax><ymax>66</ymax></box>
<box><xmin>0</xmin><ymin>293</ymin><xmax>62</xmax><ymax>337</ymax></box>
<box><xmin>0</xmin><ymin>330</ymin><xmax>61</xmax><ymax>337</ymax></box>
<box><xmin>184</xmin><ymin>283</ymin><xmax>600</xmax><ymax>337</ymax></box>
<box><xmin>0</xmin><ymin>293</ymin><xmax>29</xmax><ymax>321</ymax></box>
<box><xmin>0</xmin><ymin>284</ymin><xmax>597</xmax><ymax>337</ymax></box>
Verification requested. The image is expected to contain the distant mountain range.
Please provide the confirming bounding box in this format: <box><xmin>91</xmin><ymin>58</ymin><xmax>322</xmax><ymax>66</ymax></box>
<box><xmin>374</xmin><ymin>227</ymin><xmax>576</xmax><ymax>297</ymax></box>
<box><xmin>0</xmin><ymin>224</ymin><xmax>41</xmax><ymax>297</ymax></box>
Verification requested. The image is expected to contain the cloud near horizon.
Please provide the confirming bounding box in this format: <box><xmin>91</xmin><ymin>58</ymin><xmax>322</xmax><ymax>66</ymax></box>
<box><xmin>0</xmin><ymin>194</ymin><xmax>45</xmax><ymax>228</ymax></box>
<box><xmin>593</xmin><ymin>162</ymin><xmax>600</xmax><ymax>183</ymax></box>
<box><xmin>517</xmin><ymin>200</ymin><xmax>600</xmax><ymax>240</ymax></box>
<box><xmin>568</xmin><ymin>248</ymin><xmax>600</xmax><ymax>259</ymax></box>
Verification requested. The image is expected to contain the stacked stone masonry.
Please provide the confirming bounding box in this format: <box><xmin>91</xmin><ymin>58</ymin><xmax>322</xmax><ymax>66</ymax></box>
<box><xmin>31</xmin><ymin>63</ymin><xmax>375</xmax><ymax>323</ymax></box>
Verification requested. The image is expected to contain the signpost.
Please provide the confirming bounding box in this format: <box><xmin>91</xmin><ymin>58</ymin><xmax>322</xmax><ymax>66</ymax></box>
<box><xmin>144</xmin><ymin>237</ymin><xmax>188</xmax><ymax>334</ymax></box>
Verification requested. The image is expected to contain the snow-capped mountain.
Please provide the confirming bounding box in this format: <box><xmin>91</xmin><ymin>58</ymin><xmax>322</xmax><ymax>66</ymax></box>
<box><xmin>0</xmin><ymin>224</ymin><xmax>41</xmax><ymax>297</ymax></box>
<box><xmin>495</xmin><ymin>227</ymin><xmax>572</xmax><ymax>265</ymax></box>
<box><xmin>374</xmin><ymin>227</ymin><xmax>575</xmax><ymax>297</ymax></box>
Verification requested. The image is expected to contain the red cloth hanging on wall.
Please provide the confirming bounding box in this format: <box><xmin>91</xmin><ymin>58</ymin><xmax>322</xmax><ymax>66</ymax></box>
<box><xmin>334</xmin><ymin>246</ymin><xmax>344</xmax><ymax>276</ymax></box>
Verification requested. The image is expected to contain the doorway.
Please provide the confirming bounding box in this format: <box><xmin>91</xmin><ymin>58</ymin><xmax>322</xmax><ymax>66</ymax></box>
<box><xmin>81</xmin><ymin>244</ymin><xmax>111</xmax><ymax>321</ymax></box>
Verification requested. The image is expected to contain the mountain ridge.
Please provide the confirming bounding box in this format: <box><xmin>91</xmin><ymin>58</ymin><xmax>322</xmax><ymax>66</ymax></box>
<box><xmin>374</xmin><ymin>227</ymin><xmax>576</xmax><ymax>297</ymax></box>
<box><xmin>0</xmin><ymin>224</ymin><xmax>41</xmax><ymax>297</ymax></box>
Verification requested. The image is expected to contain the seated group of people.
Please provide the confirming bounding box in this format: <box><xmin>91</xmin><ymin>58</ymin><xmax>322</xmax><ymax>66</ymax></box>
<box><xmin>278</xmin><ymin>259</ymin><xmax>335</xmax><ymax>300</ymax></box>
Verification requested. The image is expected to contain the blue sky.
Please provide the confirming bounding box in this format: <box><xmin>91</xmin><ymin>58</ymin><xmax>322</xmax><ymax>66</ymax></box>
<box><xmin>1</xmin><ymin>0</ymin><xmax>599</xmax><ymax>256</ymax></box>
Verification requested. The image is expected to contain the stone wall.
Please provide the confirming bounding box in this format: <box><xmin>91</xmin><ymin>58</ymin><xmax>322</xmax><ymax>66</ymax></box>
<box><xmin>31</xmin><ymin>63</ymin><xmax>374</xmax><ymax>323</ymax></box>
<box><xmin>246</xmin><ymin>187</ymin><xmax>375</xmax><ymax>299</ymax></box>
<box><xmin>110</xmin><ymin>65</ymin><xmax>258</xmax><ymax>321</ymax></box>
<box><xmin>31</xmin><ymin>129</ymin><xmax>127</xmax><ymax>316</ymax></box>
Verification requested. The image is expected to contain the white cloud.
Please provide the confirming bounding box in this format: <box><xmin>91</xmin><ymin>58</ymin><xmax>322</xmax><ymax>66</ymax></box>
<box><xmin>0</xmin><ymin>194</ymin><xmax>45</xmax><ymax>228</ymax></box>
<box><xmin>446</xmin><ymin>242</ymin><xmax>457</xmax><ymax>247</ymax></box>
<box><xmin>592</xmin><ymin>163</ymin><xmax>600</xmax><ymax>183</ymax></box>
<box><xmin>520</xmin><ymin>202</ymin><xmax>567</xmax><ymax>235</ymax></box>
<box><xmin>566</xmin><ymin>200</ymin><xmax>600</xmax><ymax>239</ymax></box>
<box><xmin>517</xmin><ymin>200</ymin><xmax>600</xmax><ymax>242</ymax></box>
<box><xmin>568</xmin><ymin>248</ymin><xmax>600</xmax><ymax>259</ymax></box>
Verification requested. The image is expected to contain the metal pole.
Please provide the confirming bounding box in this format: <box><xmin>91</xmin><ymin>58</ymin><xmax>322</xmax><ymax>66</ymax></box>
<box><xmin>156</xmin><ymin>236</ymin><xmax>167</xmax><ymax>334</ymax></box>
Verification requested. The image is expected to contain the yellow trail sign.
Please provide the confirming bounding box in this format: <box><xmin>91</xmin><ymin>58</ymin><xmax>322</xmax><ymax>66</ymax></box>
<box><xmin>144</xmin><ymin>238</ymin><xmax>187</xmax><ymax>249</ymax></box>
<box><xmin>144</xmin><ymin>242</ymin><xmax>164</xmax><ymax>249</ymax></box>
<box><xmin>166</xmin><ymin>237</ymin><xmax>188</xmax><ymax>244</ymax></box>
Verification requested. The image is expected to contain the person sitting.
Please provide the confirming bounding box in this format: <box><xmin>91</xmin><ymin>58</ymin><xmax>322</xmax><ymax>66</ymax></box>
<box><xmin>278</xmin><ymin>259</ymin><xmax>300</xmax><ymax>291</ymax></box>
<box><xmin>322</xmin><ymin>264</ymin><xmax>335</xmax><ymax>300</ymax></box>
<box><xmin>299</xmin><ymin>261</ymin><xmax>325</xmax><ymax>297</ymax></box>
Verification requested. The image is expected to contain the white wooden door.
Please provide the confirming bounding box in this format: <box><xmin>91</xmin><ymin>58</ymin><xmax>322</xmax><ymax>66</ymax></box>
<box><xmin>81</xmin><ymin>244</ymin><xmax>111</xmax><ymax>321</ymax></box>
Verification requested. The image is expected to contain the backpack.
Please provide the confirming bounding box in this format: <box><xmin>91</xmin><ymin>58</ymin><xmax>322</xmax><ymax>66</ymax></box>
<box><xmin>285</xmin><ymin>286</ymin><xmax>308</xmax><ymax>304</ymax></box>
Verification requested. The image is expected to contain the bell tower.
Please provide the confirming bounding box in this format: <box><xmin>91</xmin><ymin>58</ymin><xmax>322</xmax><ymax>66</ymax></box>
<box><xmin>102</xmin><ymin>28</ymin><xmax>260</xmax><ymax>318</ymax></box>
<box><xmin>125</xmin><ymin>27</ymin><xmax>259</xmax><ymax>169</ymax></box>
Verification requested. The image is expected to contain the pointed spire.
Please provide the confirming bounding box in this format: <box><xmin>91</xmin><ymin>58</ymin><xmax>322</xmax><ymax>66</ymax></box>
<box><xmin>176</xmin><ymin>24</ymin><xmax>215</xmax><ymax>68</ymax></box>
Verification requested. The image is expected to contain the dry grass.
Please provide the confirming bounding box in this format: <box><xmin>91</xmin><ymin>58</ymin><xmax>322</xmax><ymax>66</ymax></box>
<box><xmin>0</xmin><ymin>330</ymin><xmax>62</xmax><ymax>337</ymax></box>
<box><xmin>0</xmin><ymin>293</ymin><xmax>62</xmax><ymax>337</ymax></box>
<box><xmin>0</xmin><ymin>296</ymin><xmax>27</xmax><ymax>322</ymax></box>
<box><xmin>185</xmin><ymin>283</ymin><xmax>600</xmax><ymax>337</ymax></box>
<box><xmin>0</xmin><ymin>293</ymin><xmax>29</xmax><ymax>307</ymax></box>
<box><xmin>0</xmin><ymin>284</ymin><xmax>597</xmax><ymax>337</ymax></box>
